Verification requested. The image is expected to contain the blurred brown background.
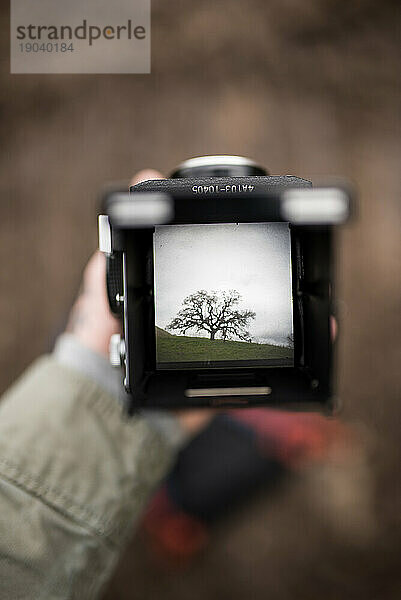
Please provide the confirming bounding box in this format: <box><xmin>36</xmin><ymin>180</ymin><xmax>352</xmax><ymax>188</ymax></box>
<box><xmin>0</xmin><ymin>1</ymin><xmax>400</xmax><ymax>598</ymax></box>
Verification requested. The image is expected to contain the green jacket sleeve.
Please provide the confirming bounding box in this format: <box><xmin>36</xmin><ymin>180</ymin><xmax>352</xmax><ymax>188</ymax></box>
<box><xmin>0</xmin><ymin>356</ymin><xmax>179</xmax><ymax>599</ymax></box>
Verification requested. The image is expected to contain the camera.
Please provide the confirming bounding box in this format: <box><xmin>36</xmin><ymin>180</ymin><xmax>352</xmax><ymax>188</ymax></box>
<box><xmin>99</xmin><ymin>156</ymin><xmax>351</xmax><ymax>412</ymax></box>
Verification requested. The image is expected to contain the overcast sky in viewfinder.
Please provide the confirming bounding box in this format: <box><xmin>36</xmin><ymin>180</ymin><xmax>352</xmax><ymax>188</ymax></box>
<box><xmin>154</xmin><ymin>223</ymin><xmax>293</xmax><ymax>346</ymax></box>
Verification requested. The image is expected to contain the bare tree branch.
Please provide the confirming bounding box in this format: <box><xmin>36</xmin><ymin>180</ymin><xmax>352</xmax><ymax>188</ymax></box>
<box><xmin>167</xmin><ymin>290</ymin><xmax>255</xmax><ymax>341</ymax></box>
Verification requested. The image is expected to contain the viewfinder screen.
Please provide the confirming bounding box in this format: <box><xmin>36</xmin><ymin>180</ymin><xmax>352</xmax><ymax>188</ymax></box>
<box><xmin>154</xmin><ymin>223</ymin><xmax>293</xmax><ymax>369</ymax></box>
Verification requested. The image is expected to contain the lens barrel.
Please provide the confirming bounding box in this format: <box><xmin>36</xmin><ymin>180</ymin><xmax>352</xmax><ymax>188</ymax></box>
<box><xmin>170</xmin><ymin>155</ymin><xmax>267</xmax><ymax>179</ymax></box>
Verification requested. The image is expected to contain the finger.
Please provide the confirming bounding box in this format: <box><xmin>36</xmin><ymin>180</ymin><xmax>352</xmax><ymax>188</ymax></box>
<box><xmin>175</xmin><ymin>409</ymin><xmax>216</xmax><ymax>435</ymax></box>
<box><xmin>130</xmin><ymin>169</ymin><xmax>164</xmax><ymax>186</ymax></box>
<box><xmin>82</xmin><ymin>251</ymin><xmax>107</xmax><ymax>294</ymax></box>
<box><xmin>330</xmin><ymin>315</ymin><xmax>338</xmax><ymax>342</ymax></box>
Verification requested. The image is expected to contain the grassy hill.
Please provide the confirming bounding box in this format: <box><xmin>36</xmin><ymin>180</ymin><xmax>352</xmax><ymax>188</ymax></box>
<box><xmin>155</xmin><ymin>326</ymin><xmax>173</xmax><ymax>338</ymax></box>
<box><xmin>156</xmin><ymin>332</ymin><xmax>293</xmax><ymax>364</ymax></box>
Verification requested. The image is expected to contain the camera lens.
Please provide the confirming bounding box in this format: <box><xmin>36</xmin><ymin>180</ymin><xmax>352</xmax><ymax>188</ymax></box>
<box><xmin>170</xmin><ymin>155</ymin><xmax>268</xmax><ymax>178</ymax></box>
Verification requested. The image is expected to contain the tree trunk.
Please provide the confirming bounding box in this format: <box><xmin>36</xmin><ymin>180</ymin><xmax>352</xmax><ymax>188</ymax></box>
<box><xmin>210</xmin><ymin>332</ymin><xmax>215</xmax><ymax>340</ymax></box>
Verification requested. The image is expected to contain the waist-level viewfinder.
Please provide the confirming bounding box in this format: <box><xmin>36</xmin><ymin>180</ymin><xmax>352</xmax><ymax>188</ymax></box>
<box><xmin>99</xmin><ymin>156</ymin><xmax>351</xmax><ymax>412</ymax></box>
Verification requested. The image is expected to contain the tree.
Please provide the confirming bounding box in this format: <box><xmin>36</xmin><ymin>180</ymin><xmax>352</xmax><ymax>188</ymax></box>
<box><xmin>167</xmin><ymin>289</ymin><xmax>255</xmax><ymax>342</ymax></box>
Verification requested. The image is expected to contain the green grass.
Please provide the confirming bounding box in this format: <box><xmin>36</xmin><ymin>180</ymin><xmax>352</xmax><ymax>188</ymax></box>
<box><xmin>156</xmin><ymin>331</ymin><xmax>293</xmax><ymax>364</ymax></box>
<box><xmin>155</xmin><ymin>326</ymin><xmax>173</xmax><ymax>338</ymax></box>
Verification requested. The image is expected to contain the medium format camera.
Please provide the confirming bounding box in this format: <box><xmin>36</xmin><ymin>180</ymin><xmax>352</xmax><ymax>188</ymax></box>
<box><xmin>99</xmin><ymin>156</ymin><xmax>351</xmax><ymax>412</ymax></box>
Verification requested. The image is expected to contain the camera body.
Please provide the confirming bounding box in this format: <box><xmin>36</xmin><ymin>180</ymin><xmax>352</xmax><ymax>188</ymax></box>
<box><xmin>100</xmin><ymin>156</ymin><xmax>351</xmax><ymax>412</ymax></box>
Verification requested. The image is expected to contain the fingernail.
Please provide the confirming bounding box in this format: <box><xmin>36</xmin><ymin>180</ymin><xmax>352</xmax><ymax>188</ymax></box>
<box><xmin>130</xmin><ymin>169</ymin><xmax>164</xmax><ymax>186</ymax></box>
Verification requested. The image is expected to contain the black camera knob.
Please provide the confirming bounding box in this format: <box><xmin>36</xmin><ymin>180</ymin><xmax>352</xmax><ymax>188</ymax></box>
<box><xmin>170</xmin><ymin>155</ymin><xmax>268</xmax><ymax>179</ymax></box>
